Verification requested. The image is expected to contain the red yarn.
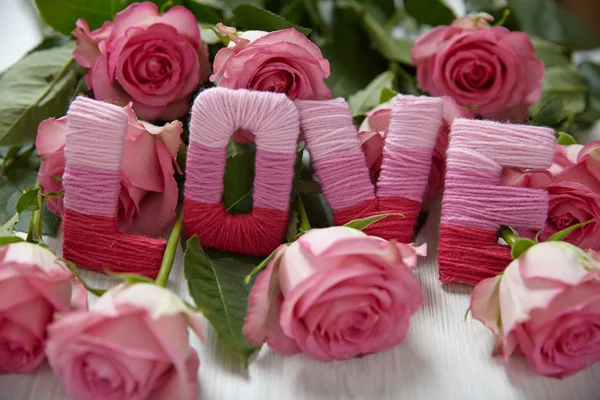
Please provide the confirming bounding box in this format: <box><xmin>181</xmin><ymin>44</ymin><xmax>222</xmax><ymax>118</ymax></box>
<box><xmin>184</xmin><ymin>199</ymin><xmax>289</xmax><ymax>256</ymax></box>
<box><xmin>333</xmin><ymin>196</ymin><xmax>420</xmax><ymax>243</ymax></box>
<box><xmin>62</xmin><ymin>210</ymin><xmax>166</xmax><ymax>278</ymax></box>
<box><xmin>438</xmin><ymin>225</ymin><xmax>512</xmax><ymax>285</ymax></box>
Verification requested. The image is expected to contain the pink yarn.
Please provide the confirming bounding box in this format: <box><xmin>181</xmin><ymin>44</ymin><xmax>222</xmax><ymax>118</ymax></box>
<box><xmin>298</xmin><ymin>95</ymin><xmax>441</xmax><ymax>242</ymax></box>
<box><xmin>439</xmin><ymin>118</ymin><xmax>555</xmax><ymax>284</ymax></box>
<box><xmin>311</xmin><ymin>153</ymin><xmax>375</xmax><ymax>209</ymax></box>
<box><xmin>184</xmin><ymin>88</ymin><xmax>300</xmax><ymax>255</ymax></box>
<box><xmin>63</xmin><ymin>165</ymin><xmax>121</xmax><ymax>217</ymax></box>
<box><xmin>191</xmin><ymin>87</ymin><xmax>299</xmax><ymax>154</ymax></box>
<box><xmin>62</xmin><ymin>96</ymin><xmax>166</xmax><ymax>278</ymax></box>
<box><xmin>63</xmin><ymin>97</ymin><xmax>126</xmax><ymax>216</ymax></box>
<box><xmin>184</xmin><ymin>144</ymin><xmax>227</xmax><ymax>204</ymax></box>
<box><xmin>378</xmin><ymin>146</ymin><xmax>434</xmax><ymax>201</ymax></box>
<box><xmin>64</xmin><ymin>97</ymin><xmax>127</xmax><ymax>169</ymax></box>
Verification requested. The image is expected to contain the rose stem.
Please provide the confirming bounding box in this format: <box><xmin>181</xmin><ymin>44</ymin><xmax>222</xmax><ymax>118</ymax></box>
<box><xmin>297</xmin><ymin>196</ymin><xmax>311</xmax><ymax>232</ymax></box>
<box><xmin>155</xmin><ymin>211</ymin><xmax>184</xmax><ymax>287</ymax></box>
<box><xmin>498</xmin><ymin>226</ymin><xmax>518</xmax><ymax>248</ymax></box>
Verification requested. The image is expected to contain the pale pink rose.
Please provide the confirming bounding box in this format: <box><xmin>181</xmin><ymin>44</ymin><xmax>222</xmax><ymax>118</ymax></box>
<box><xmin>210</xmin><ymin>24</ymin><xmax>331</xmax><ymax>100</ymax></box>
<box><xmin>501</xmin><ymin>143</ymin><xmax>600</xmax><ymax>251</ymax></box>
<box><xmin>500</xmin><ymin>144</ymin><xmax>578</xmax><ymax>189</ymax></box>
<box><xmin>46</xmin><ymin>283</ymin><xmax>203</xmax><ymax>400</ymax></box>
<box><xmin>358</xmin><ymin>96</ymin><xmax>471</xmax><ymax>206</ymax></box>
<box><xmin>471</xmin><ymin>241</ymin><xmax>600</xmax><ymax>378</ymax></box>
<box><xmin>73</xmin><ymin>2</ymin><xmax>211</xmax><ymax>120</ymax></box>
<box><xmin>36</xmin><ymin>104</ymin><xmax>182</xmax><ymax>236</ymax></box>
<box><xmin>411</xmin><ymin>20</ymin><xmax>543</xmax><ymax>122</ymax></box>
<box><xmin>243</xmin><ymin>226</ymin><xmax>425</xmax><ymax>361</ymax></box>
<box><xmin>0</xmin><ymin>242</ymin><xmax>87</xmax><ymax>374</ymax></box>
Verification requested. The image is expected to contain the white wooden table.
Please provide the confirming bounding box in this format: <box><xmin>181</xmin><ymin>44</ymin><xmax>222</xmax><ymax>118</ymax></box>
<box><xmin>2</xmin><ymin>203</ymin><xmax>600</xmax><ymax>400</ymax></box>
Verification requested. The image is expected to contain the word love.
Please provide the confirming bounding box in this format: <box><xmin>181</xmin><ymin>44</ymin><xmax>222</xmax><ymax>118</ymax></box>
<box><xmin>61</xmin><ymin>89</ymin><xmax>555</xmax><ymax>284</ymax></box>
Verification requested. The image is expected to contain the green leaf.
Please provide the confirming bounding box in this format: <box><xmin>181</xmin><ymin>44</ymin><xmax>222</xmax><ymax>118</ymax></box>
<box><xmin>0</xmin><ymin>213</ymin><xmax>20</xmax><ymax>237</ymax></box>
<box><xmin>463</xmin><ymin>0</ymin><xmax>500</xmax><ymax>13</ymax></box>
<box><xmin>529</xmin><ymin>65</ymin><xmax>587</xmax><ymax>120</ymax></box>
<box><xmin>243</xmin><ymin>248</ymin><xmax>278</xmax><ymax>285</ymax></box>
<box><xmin>530</xmin><ymin>98</ymin><xmax>564</xmax><ymax>126</ymax></box>
<box><xmin>321</xmin><ymin>7</ymin><xmax>388</xmax><ymax>99</ymax></box>
<box><xmin>547</xmin><ymin>219</ymin><xmax>595</xmax><ymax>242</ymax></box>
<box><xmin>508</xmin><ymin>0</ymin><xmax>600</xmax><ymax>50</ymax></box>
<box><xmin>280</xmin><ymin>0</ymin><xmax>305</xmax><ymax>25</ymax></box>
<box><xmin>510</xmin><ymin>238</ymin><xmax>535</xmax><ymax>259</ymax></box>
<box><xmin>0</xmin><ymin>43</ymin><xmax>78</xmax><ymax>147</ymax></box>
<box><xmin>556</xmin><ymin>131</ymin><xmax>577</xmax><ymax>146</ymax></box>
<box><xmin>578</xmin><ymin>61</ymin><xmax>600</xmax><ymax>124</ymax></box>
<box><xmin>232</xmin><ymin>4</ymin><xmax>311</xmax><ymax>35</ymax></box>
<box><xmin>348</xmin><ymin>69</ymin><xmax>397</xmax><ymax>117</ymax></box>
<box><xmin>61</xmin><ymin>258</ymin><xmax>107</xmax><ymax>296</ymax></box>
<box><xmin>0</xmin><ymin>236</ymin><xmax>25</xmax><ymax>246</ymax></box>
<box><xmin>184</xmin><ymin>0</ymin><xmax>223</xmax><ymax>24</ymax></box>
<box><xmin>344</xmin><ymin>213</ymin><xmax>400</xmax><ymax>231</ymax></box>
<box><xmin>362</xmin><ymin>11</ymin><xmax>413</xmax><ymax>66</ymax></box>
<box><xmin>223</xmin><ymin>141</ymin><xmax>255</xmax><ymax>214</ymax></box>
<box><xmin>105</xmin><ymin>270</ymin><xmax>155</xmax><ymax>285</ymax></box>
<box><xmin>0</xmin><ymin>154</ymin><xmax>59</xmax><ymax>237</ymax></box>
<box><xmin>16</xmin><ymin>189</ymin><xmax>41</xmax><ymax>214</ymax></box>
<box><xmin>404</xmin><ymin>0</ymin><xmax>456</xmax><ymax>26</ymax></box>
<box><xmin>34</xmin><ymin>0</ymin><xmax>114</xmax><ymax>35</ymax></box>
<box><xmin>380</xmin><ymin>87</ymin><xmax>399</xmax><ymax>103</ymax></box>
<box><xmin>531</xmin><ymin>37</ymin><xmax>572</xmax><ymax>68</ymax></box>
<box><xmin>184</xmin><ymin>236</ymin><xmax>260</xmax><ymax>364</ymax></box>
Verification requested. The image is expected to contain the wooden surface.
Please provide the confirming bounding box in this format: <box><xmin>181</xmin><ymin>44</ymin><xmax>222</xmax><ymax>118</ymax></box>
<box><xmin>2</xmin><ymin>204</ymin><xmax>600</xmax><ymax>400</ymax></box>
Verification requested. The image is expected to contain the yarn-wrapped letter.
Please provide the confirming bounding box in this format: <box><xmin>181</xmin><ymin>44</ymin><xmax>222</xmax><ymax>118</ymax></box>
<box><xmin>438</xmin><ymin>119</ymin><xmax>555</xmax><ymax>285</ymax></box>
<box><xmin>61</xmin><ymin>97</ymin><xmax>166</xmax><ymax>278</ymax></box>
<box><xmin>297</xmin><ymin>95</ymin><xmax>443</xmax><ymax>243</ymax></box>
<box><xmin>184</xmin><ymin>88</ymin><xmax>300</xmax><ymax>256</ymax></box>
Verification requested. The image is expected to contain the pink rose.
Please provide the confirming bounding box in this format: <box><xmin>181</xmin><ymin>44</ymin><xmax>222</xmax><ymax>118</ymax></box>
<box><xmin>0</xmin><ymin>242</ymin><xmax>86</xmax><ymax>374</ymax></box>
<box><xmin>358</xmin><ymin>95</ymin><xmax>471</xmax><ymax>206</ymax></box>
<box><xmin>501</xmin><ymin>142</ymin><xmax>600</xmax><ymax>251</ymax></box>
<box><xmin>411</xmin><ymin>18</ymin><xmax>543</xmax><ymax>122</ymax></box>
<box><xmin>210</xmin><ymin>24</ymin><xmax>331</xmax><ymax>100</ymax></box>
<box><xmin>243</xmin><ymin>226</ymin><xmax>425</xmax><ymax>361</ymax></box>
<box><xmin>73</xmin><ymin>2</ymin><xmax>211</xmax><ymax>120</ymax></box>
<box><xmin>471</xmin><ymin>241</ymin><xmax>600</xmax><ymax>378</ymax></box>
<box><xmin>46</xmin><ymin>283</ymin><xmax>203</xmax><ymax>400</ymax></box>
<box><xmin>36</xmin><ymin>104</ymin><xmax>182</xmax><ymax>236</ymax></box>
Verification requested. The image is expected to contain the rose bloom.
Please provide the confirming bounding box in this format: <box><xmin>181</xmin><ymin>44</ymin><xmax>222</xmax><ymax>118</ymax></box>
<box><xmin>358</xmin><ymin>95</ymin><xmax>471</xmax><ymax>207</ymax></box>
<box><xmin>36</xmin><ymin>104</ymin><xmax>182</xmax><ymax>236</ymax></box>
<box><xmin>411</xmin><ymin>14</ymin><xmax>543</xmax><ymax>122</ymax></box>
<box><xmin>210</xmin><ymin>24</ymin><xmax>331</xmax><ymax>100</ymax></box>
<box><xmin>73</xmin><ymin>2</ymin><xmax>211</xmax><ymax>120</ymax></box>
<box><xmin>471</xmin><ymin>241</ymin><xmax>600</xmax><ymax>378</ymax></box>
<box><xmin>0</xmin><ymin>242</ymin><xmax>86</xmax><ymax>374</ymax></box>
<box><xmin>46</xmin><ymin>283</ymin><xmax>203</xmax><ymax>400</ymax></box>
<box><xmin>500</xmin><ymin>142</ymin><xmax>600</xmax><ymax>251</ymax></box>
<box><xmin>243</xmin><ymin>226</ymin><xmax>425</xmax><ymax>361</ymax></box>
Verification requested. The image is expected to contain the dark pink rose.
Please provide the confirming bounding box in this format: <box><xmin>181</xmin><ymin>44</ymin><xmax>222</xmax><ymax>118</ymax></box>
<box><xmin>36</xmin><ymin>104</ymin><xmax>182</xmax><ymax>236</ymax></box>
<box><xmin>210</xmin><ymin>25</ymin><xmax>331</xmax><ymax>100</ymax></box>
<box><xmin>0</xmin><ymin>242</ymin><xmax>86</xmax><ymax>374</ymax></box>
<box><xmin>358</xmin><ymin>95</ymin><xmax>471</xmax><ymax>207</ymax></box>
<box><xmin>411</xmin><ymin>18</ymin><xmax>543</xmax><ymax>122</ymax></box>
<box><xmin>73</xmin><ymin>2</ymin><xmax>211</xmax><ymax>120</ymax></box>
